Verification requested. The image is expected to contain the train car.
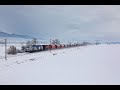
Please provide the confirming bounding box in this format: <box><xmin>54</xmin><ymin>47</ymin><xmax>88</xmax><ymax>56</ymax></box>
<box><xmin>42</xmin><ymin>45</ymin><xmax>50</xmax><ymax>51</ymax></box>
<box><xmin>66</xmin><ymin>44</ymin><xmax>70</xmax><ymax>48</ymax></box>
<box><xmin>40</xmin><ymin>45</ymin><xmax>44</xmax><ymax>50</ymax></box>
<box><xmin>56</xmin><ymin>44</ymin><xmax>61</xmax><ymax>49</ymax></box>
<box><xmin>73</xmin><ymin>44</ymin><xmax>76</xmax><ymax>47</ymax></box>
<box><xmin>69</xmin><ymin>44</ymin><xmax>71</xmax><ymax>47</ymax></box>
<box><xmin>60</xmin><ymin>45</ymin><xmax>62</xmax><ymax>48</ymax></box>
<box><xmin>76</xmin><ymin>44</ymin><xmax>79</xmax><ymax>46</ymax></box>
<box><xmin>51</xmin><ymin>44</ymin><xmax>56</xmax><ymax>49</ymax></box>
<box><xmin>49</xmin><ymin>44</ymin><xmax>56</xmax><ymax>49</ymax></box>
<box><xmin>61</xmin><ymin>44</ymin><xmax>64</xmax><ymax>48</ymax></box>
<box><xmin>55</xmin><ymin>45</ymin><xmax>57</xmax><ymax>49</ymax></box>
<box><xmin>71</xmin><ymin>44</ymin><xmax>74</xmax><ymax>47</ymax></box>
<box><xmin>25</xmin><ymin>45</ymin><xmax>43</xmax><ymax>53</ymax></box>
<box><xmin>48</xmin><ymin>45</ymin><xmax>52</xmax><ymax>49</ymax></box>
<box><xmin>63</xmin><ymin>44</ymin><xmax>66</xmax><ymax>48</ymax></box>
<box><xmin>33</xmin><ymin>45</ymin><xmax>43</xmax><ymax>51</ymax></box>
<box><xmin>62</xmin><ymin>44</ymin><xmax>65</xmax><ymax>48</ymax></box>
<box><xmin>75</xmin><ymin>44</ymin><xmax>78</xmax><ymax>46</ymax></box>
<box><xmin>64</xmin><ymin>44</ymin><xmax>67</xmax><ymax>48</ymax></box>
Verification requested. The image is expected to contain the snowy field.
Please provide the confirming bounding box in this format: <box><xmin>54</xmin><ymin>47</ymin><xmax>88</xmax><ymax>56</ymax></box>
<box><xmin>0</xmin><ymin>44</ymin><xmax>120</xmax><ymax>85</ymax></box>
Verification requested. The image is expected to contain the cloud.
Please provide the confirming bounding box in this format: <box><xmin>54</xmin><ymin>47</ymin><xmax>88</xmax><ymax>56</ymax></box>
<box><xmin>0</xmin><ymin>5</ymin><xmax>120</xmax><ymax>41</ymax></box>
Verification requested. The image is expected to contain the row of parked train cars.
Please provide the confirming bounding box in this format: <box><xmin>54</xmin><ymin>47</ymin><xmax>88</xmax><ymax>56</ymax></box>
<box><xmin>25</xmin><ymin>43</ymin><xmax>87</xmax><ymax>53</ymax></box>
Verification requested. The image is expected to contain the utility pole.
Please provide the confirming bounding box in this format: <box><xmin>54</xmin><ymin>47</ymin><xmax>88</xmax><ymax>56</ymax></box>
<box><xmin>50</xmin><ymin>39</ymin><xmax>51</xmax><ymax>53</ymax></box>
<box><xmin>5</xmin><ymin>38</ymin><xmax>7</xmax><ymax>60</ymax></box>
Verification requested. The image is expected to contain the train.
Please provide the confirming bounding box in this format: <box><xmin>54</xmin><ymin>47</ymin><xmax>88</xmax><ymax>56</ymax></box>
<box><xmin>24</xmin><ymin>43</ymin><xmax>88</xmax><ymax>53</ymax></box>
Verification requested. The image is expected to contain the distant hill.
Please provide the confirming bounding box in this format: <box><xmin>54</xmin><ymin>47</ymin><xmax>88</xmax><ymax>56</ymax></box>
<box><xmin>0</xmin><ymin>31</ymin><xmax>48</xmax><ymax>44</ymax></box>
<box><xmin>109</xmin><ymin>42</ymin><xmax>120</xmax><ymax>44</ymax></box>
<box><xmin>0</xmin><ymin>31</ymin><xmax>34</xmax><ymax>39</ymax></box>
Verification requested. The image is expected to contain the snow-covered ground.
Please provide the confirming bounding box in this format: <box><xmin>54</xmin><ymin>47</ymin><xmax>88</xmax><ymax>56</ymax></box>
<box><xmin>0</xmin><ymin>44</ymin><xmax>120</xmax><ymax>85</ymax></box>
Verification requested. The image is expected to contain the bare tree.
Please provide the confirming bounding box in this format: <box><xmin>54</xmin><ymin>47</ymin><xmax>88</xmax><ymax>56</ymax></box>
<box><xmin>26</xmin><ymin>40</ymin><xmax>31</xmax><ymax>46</ymax></box>
<box><xmin>52</xmin><ymin>39</ymin><xmax>60</xmax><ymax>45</ymax></box>
<box><xmin>55</xmin><ymin>39</ymin><xmax>60</xmax><ymax>45</ymax></box>
<box><xmin>31</xmin><ymin>38</ymin><xmax>38</xmax><ymax>45</ymax></box>
<box><xmin>51</xmin><ymin>40</ymin><xmax>55</xmax><ymax>45</ymax></box>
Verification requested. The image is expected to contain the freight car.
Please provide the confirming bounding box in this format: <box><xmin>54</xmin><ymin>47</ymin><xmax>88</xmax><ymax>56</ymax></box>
<box><xmin>61</xmin><ymin>44</ymin><xmax>65</xmax><ymax>48</ymax></box>
<box><xmin>50</xmin><ymin>44</ymin><xmax>56</xmax><ymax>49</ymax></box>
<box><xmin>56</xmin><ymin>44</ymin><xmax>61</xmax><ymax>49</ymax></box>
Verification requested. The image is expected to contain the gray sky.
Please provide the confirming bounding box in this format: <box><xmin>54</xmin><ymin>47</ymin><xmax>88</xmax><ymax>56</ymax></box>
<box><xmin>0</xmin><ymin>5</ymin><xmax>120</xmax><ymax>42</ymax></box>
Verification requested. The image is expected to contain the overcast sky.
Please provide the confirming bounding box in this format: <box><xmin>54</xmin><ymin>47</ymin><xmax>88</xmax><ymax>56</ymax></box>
<box><xmin>0</xmin><ymin>5</ymin><xmax>120</xmax><ymax>42</ymax></box>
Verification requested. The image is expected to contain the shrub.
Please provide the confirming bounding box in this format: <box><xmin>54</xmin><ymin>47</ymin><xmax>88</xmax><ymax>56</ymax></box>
<box><xmin>7</xmin><ymin>46</ymin><xmax>17</xmax><ymax>55</ymax></box>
